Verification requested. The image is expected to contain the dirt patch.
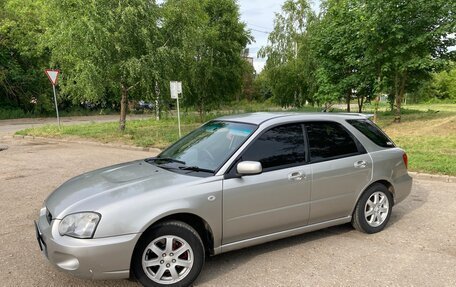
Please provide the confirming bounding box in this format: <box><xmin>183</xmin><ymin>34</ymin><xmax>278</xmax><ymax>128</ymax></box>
<box><xmin>384</xmin><ymin>115</ymin><xmax>456</xmax><ymax>138</ymax></box>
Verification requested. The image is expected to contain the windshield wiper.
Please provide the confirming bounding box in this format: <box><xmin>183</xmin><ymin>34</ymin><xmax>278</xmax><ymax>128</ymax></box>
<box><xmin>145</xmin><ymin>158</ymin><xmax>214</xmax><ymax>174</ymax></box>
<box><xmin>145</xmin><ymin>157</ymin><xmax>186</xmax><ymax>165</ymax></box>
<box><xmin>178</xmin><ymin>166</ymin><xmax>215</xmax><ymax>174</ymax></box>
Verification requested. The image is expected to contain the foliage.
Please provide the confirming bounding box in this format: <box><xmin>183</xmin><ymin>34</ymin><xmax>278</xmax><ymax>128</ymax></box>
<box><xmin>362</xmin><ymin>0</ymin><xmax>456</xmax><ymax>121</ymax></box>
<box><xmin>181</xmin><ymin>0</ymin><xmax>251</xmax><ymax>117</ymax></box>
<box><xmin>0</xmin><ymin>0</ymin><xmax>52</xmax><ymax>114</ymax></box>
<box><xmin>258</xmin><ymin>0</ymin><xmax>315</xmax><ymax>107</ymax></box>
<box><xmin>251</xmin><ymin>72</ymin><xmax>273</xmax><ymax>102</ymax></box>
<box><xmin>43</xmin><ymin>0</ymin><xmax>164</xmax><ymax>130</ymax></box>
<box><xmin>431</xmin><ymin>65</ymin><xmax>456</xmax><ymax>101</ymax></box>
<box><xmin>259</xmin><ymin>0</ymin><xmax>456</xmax><ymax>120</ymax></box>
<box><xmin>1</xmin><ymin>0</ymin><xmax>455</xmax><ymax>125</ymax></box>
<box><xmin>1</xmin><ymin>0</ymin><xmax>251</xmax><ymax>127</ymax></box>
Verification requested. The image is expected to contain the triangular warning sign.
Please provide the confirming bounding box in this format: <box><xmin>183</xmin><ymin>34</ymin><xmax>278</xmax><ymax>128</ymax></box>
<box><xmin>45</xmin><ymin>69</ymin><xmax>60</xmax><ymax>85</ymax></box>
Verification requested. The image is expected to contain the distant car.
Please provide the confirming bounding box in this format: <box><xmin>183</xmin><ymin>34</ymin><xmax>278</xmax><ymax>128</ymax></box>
<box><xmin>35</xmin><ymin>112</ymin><xmax>412</xmax><ymax>287</ymax></box>
<box><xmin>136</xmin><ymin>100</ymin><xmax>154</xmax><ymax>110</ymax></box>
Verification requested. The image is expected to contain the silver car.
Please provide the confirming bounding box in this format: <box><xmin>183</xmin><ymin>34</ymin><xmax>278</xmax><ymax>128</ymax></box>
<box><xmin>35</xmin><ymin>113</ymin><xmax>412</xmax><ymax>287</ymax></box>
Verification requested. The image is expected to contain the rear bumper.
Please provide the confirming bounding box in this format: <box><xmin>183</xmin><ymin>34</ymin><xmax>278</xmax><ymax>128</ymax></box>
<box><xmin>393</xmin><ymin>173</ymin><xmax>413</xmax><ymax>205</ymax></box>
<box><xmin>36</xmin><ymin>213</ymin><xmax>140</xmax><ymax>280</ymax></box>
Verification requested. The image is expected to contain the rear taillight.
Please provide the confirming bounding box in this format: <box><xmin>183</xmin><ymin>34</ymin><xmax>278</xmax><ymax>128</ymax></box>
<box><xmin>402</xmin><ymin>153</ymin><xmax>408</xmax><ymax>169</ymax></box>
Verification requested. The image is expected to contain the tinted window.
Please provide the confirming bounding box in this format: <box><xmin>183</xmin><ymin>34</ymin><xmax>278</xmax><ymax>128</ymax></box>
<box><xmin>347</xmin><ymin>119</ymin><xmax>395</xmax><ymax>148</ymax></box>
<box><xmin>306</xmin><ymin>122</ymin><xmax>359</xmax><ymax>161</ymax></box>
<box><xmin>241</xmin><ymin>124</ymin><xmax>306</xmax><ymax>170</ymax></box>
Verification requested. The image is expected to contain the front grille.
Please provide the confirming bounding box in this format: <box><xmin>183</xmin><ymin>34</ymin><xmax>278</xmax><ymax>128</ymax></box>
<box><xmin>45</xmin><ymin>208</ymin><xmax>52</xmax><ymax>224</ymax></box>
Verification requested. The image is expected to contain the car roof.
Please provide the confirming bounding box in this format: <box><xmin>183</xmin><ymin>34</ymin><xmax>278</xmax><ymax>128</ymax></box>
<box><xmin>216</xmin><ymin>112</ymin><xmax>372</xmax><ymax>125</ymax></box>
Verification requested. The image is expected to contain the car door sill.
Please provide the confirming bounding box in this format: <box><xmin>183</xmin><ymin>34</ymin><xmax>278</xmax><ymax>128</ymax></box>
<box><xmin>219</xmin><ymin>216</ymin><xmax>352</xmax><ymax>254</ymax></box>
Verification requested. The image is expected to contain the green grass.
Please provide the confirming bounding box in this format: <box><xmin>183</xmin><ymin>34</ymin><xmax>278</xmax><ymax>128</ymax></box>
<box><xmin>394</xmin><ymin>136</ymin><xmax>456</xmax><ymax>175</ymax></box>
<box><xmin>373</xmin><ymin>105</ymin><xmax>456</xmax><ymax>175</ymax></box>
<box><xmin>16</xmin><ymin>116</ymin><xmax>206</xmax><ymax>149</ymax></box>
<box><xmin>16</xmin><ymin>103</ymin><xmax>456</xmax><ymax>175</ymax></box>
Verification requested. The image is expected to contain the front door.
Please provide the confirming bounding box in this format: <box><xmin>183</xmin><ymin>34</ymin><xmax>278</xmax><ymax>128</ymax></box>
<box><xmin>222</xmin><ymin>123</ymin><xmax>311</xmax><ymax>244</ymax></box>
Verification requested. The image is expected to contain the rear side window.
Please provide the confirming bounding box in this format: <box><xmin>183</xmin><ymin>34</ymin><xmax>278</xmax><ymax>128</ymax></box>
<box><xmin>241</xmin><ymin>123</ymin><xmax>306</xmax><ymax>171</ymax></box>
<box><xmin>347</xmin><ymin>119</ymin><xmax>395</xmax><ymax>148</ymax></box>
<box><xmin>305</xmin><ymin>122</ymin><xmax>360</xmax><ymax>161</ymax></box>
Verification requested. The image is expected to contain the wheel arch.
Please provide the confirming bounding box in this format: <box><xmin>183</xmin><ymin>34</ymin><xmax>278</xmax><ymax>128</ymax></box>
<box><xmin>154</xmin><ymin>213</ymin><xmax>215</xmax><ymax>256</ymax></box>
<box><xmin>351</xmin><ymin>179</ymin><xmax>396</xmax><ymax>215</ymax></box>
<box><xmin>131</xmin><ymin>212</ymin><xmax>215</xmax><ymax>261</ymax></box>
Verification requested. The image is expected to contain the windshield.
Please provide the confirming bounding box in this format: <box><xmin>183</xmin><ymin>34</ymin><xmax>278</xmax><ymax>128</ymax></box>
<box><xmin>156</xmin><ymin>121</ymin><xmax>256</xmax><ymax>173</ymax></box>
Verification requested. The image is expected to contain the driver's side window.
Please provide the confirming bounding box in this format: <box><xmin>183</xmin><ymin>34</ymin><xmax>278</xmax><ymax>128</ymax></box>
<box><xmin>240</xmin><ymin>123</ymin><xmax>307</xmax><ymax>172</ymax></box>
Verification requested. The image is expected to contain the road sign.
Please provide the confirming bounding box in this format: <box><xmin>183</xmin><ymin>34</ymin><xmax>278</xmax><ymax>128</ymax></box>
<box><xmin>170</xmin><ymin>81</ymin><xmax>183</xmax><ymax>137</ymax></box>
<box><xmin>177</xmin><ymin>81</ymin><xmax>182</xmax><ymax>94</ymax></box>
<box><xmin>45</xmin><ymin>69</ymin><xmax>60</xmax><ymax>86</ymax></box>
<box><xmin>170</xmin><ymin>81</ymin><xmax>182</xmax><ymax>99</ymax></box>
<box><xmin>44</xmin><ymin>69</ymin><xmax>61</xmax><ymax>128</ymax></box>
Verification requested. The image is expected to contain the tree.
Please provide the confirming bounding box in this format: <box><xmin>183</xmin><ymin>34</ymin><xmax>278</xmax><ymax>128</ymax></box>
<box><xmin>240</xmin><ymin>59</ymin><xmax>256</xmax><ymax>102</ymax></box>
<box><xmin>311</xmin><ymin>0</ymin><xmax>379</xmax><ymax>112</ymax></box>
<box><xmin>432</xmin><ymin>66</ymin><xmax>456</xmax><ymax>101</ymax></box>
<box><xmin>0</xmin><ymin>0</ymin><xmax>51</xmax><ymax>114</ymax></box>
<box><xmin>362</xmin><ymin>0</ymin><xmax>456</xmax><ymax>122</ymax></box>
<box><xmin>259</xmin><ymin>0</ymin><xmax>315</xmax><ymax>107</ymax></box>
<box><xmin>159</xmin><ymin>0</ymin><xmax>251</xmax><ymax>119</ymax></box>
<box><xmin>44</xmin><ymin>0</ymin><xmax>162</xmax><ymax>130</ymax></box>
<box><xmin>187</xmin><ymin>0</ymin><xmax>251</xmax><ymax>118</ymax></box>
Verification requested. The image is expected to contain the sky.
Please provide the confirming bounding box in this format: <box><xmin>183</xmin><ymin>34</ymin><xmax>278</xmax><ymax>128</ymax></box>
<box><xmin>238</xmin><ymin>0</ymin><xmax>320</xmax><ymax>73</ymax></box>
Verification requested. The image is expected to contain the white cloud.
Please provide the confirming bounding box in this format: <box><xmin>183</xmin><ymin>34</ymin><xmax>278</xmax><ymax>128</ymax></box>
<box><xmin>239</xmin><ymin>0</ymin><xmax>284</xmax><ymax>73</ymax></box>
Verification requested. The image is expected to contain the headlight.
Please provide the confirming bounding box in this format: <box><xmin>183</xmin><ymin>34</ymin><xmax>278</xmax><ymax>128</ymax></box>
<box><xmin>58</xmin><ymin>212</ymin><xmax>101</xmax><ymax>239</ymax></box>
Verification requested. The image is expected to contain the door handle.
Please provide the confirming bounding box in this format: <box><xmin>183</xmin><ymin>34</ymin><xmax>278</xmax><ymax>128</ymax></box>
<box><xmin>288</xmin><ymin>171</ymin><xmax>305</xmax><ymax>181</ymax></box>
<box><xmin>354</xmin><ymin>160</ymin><xmax>367</xmax><ymax>168</ymax></box>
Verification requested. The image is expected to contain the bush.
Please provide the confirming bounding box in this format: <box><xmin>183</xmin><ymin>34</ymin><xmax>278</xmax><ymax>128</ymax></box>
<box><xmin>0</xmin><ymin>108</ymin><xmax>31</xmax><ymax>120</ymax></box>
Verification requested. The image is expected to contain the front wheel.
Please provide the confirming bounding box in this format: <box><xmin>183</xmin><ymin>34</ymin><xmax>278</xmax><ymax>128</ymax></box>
<box><xmin>352</xmin><ymin>183</ymin><xmax>393</xmax><ymax>234</ymax></box>
<box><xmin>132</xmin><ymin>221</ymin><xmax>205</xmax><ymax>287</ymax></box>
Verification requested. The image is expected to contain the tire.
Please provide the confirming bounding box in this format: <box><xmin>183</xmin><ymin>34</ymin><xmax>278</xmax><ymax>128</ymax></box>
<box><xmin>132</xmin><ymin>220</ymin><xmax>205</xmax><ymax>287</ymax></box>
<box><xmin>352</xmin><ymin>183</ymin><xmax>393</xmax><ymax>234</ymax></box>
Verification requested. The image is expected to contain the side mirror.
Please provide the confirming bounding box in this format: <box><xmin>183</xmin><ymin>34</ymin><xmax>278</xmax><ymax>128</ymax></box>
<box><xmin>236</xmin><ymin>161</ymin><xmax>262</xmax><ymax>176</ymax></box>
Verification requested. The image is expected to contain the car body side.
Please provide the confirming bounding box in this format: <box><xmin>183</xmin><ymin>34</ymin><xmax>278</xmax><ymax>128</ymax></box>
<box><xmin>37</xmin><ymin>113</ymin><xmax>412</xmax><ymax>280</ymax></box>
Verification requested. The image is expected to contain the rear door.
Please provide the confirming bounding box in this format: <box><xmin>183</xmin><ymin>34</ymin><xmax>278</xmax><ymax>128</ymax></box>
<box><xmin>305</xmin><ymin>121</ymin><xmax>372</xmax><ymax>224</ymax></box>
<box><xmin>222</xmin><ymin>123</ymin><xmax>311</xmax><ymax>244</ymax></box>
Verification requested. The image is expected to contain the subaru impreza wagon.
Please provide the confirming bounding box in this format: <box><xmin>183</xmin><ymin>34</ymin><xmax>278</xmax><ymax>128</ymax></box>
<box><xmin>35</xmin><ymin>112</ymin><xmax>412</xmax><ymax>287</ymax></box>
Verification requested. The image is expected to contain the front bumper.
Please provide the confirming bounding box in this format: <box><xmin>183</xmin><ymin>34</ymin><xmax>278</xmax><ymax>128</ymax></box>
<box><xmin>36</xmin><ymin>212</ymin><xmax>141</xmax><ymax>280</ymax></box>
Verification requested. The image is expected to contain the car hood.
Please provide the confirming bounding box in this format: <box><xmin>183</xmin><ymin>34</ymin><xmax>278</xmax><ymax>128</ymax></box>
<box><xmin>45</xmin><ymin>160</ymin><xmax>201</xmax><ymax>218</ymax></box>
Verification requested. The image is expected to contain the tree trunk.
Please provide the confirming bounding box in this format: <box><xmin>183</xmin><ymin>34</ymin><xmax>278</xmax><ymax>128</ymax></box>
<box><xmin>154</xmin><ymin>80</ymin><xmax>160</xmax><ymax>121</ymax></box>
<box><xmin>119</xmin><ymin>85</ymin><xmax>128</xmax><ymax>131</ymax></box>
<box><xmin>198</xmin><ymin>95</ymin><xmax>204</xmax><ymax>122</ymax></box>
<box><xmin>357</xmin><ymin>95</ymin><xmax>364</xmax><ymax>113</ymax></box>
<box><xmin>346</xmin><ymin>93</ymin><xmax>351</xmax><ymax>112</ymax></box>
<box><xmin>394</xmin><ymin>71</ymin><xmax>407</xmax><ymax>123</ymax></box>
<box><xmin>373</xmin><ymin>74</ymin><xmax>382</xmax><ymax>123</ymax></box>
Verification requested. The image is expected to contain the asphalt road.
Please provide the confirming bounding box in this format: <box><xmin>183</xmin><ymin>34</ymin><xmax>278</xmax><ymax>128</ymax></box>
<box><xmin>0</xmin><ymin>137</ymin><xmax>455</xmax><ymax>287</ymax></box>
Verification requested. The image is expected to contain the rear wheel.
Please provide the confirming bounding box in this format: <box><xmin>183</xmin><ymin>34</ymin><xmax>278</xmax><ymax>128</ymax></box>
<box><xmin>352</xmin><ymin>183</ymin><xmax>393</xmax><ymax>234</ymax></box>
<box><xmin>132</xmin><ymin>221</ymin><xmax>205</xmax><ymax>287</ymax></box>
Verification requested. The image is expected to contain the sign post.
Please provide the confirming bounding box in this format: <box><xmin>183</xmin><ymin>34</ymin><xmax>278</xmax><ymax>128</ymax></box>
<box><xmin>44</xmin><ymin>69</ymin><xmax>61</xmax><ymax>129</ymax></box>
<box><xmin>170</xmin><ymin>81</ymin><xmax>183</xmax><ymax>138</ymax></box>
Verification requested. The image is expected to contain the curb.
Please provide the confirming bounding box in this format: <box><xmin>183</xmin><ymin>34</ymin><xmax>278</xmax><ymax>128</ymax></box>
<box><xmin>408</xmin><ymin>171</ymin><xmax>455</xmax><ymax>183</ymax></box>
<box><xmin>12</xmin><ymin>134</ymin><xmax>161</xmax><ymax>154</ymax></box>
